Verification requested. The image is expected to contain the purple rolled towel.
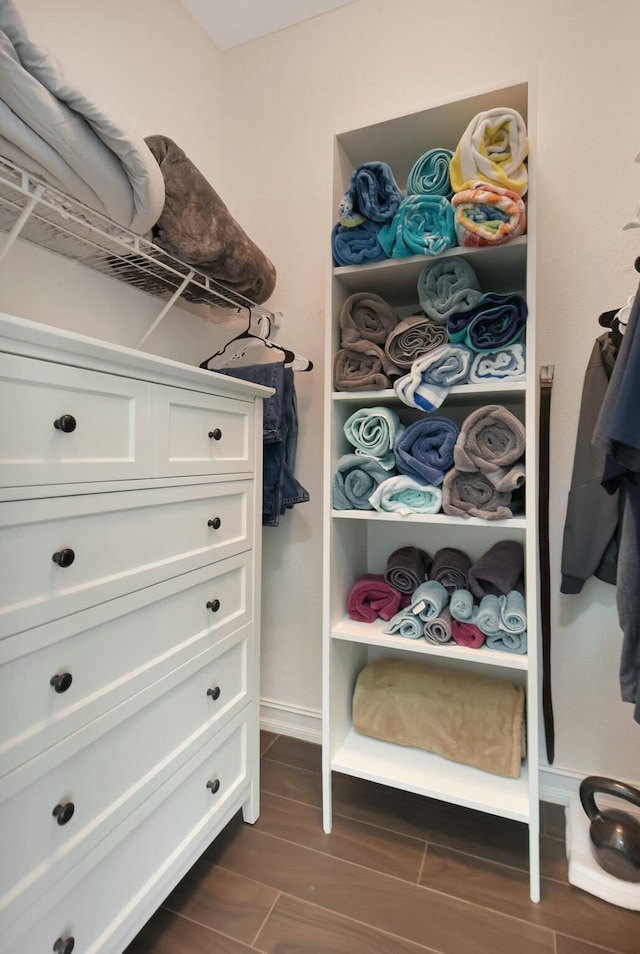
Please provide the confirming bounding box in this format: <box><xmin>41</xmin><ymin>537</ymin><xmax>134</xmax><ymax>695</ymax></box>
<box><xmin>430</xmin><ymin>547</ymin><xmax>472</xmax><ymax>594</ymax></box>
<box><xmin>468</xmin><ymin>541</ymin><xmax>525</xmax><ymax>599</ymax></box>
<box><xmin>347</xmin><ymin>573</ymin><xmax>405</xmax><ymax>623</ymax></box>
<box><xmin>384</xmin><ymin>546</ymin><xmax>431</xmax><ymax>594</ymax></box>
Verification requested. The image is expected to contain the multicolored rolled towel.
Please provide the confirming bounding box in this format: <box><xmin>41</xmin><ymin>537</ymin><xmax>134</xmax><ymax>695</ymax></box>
<box><xmin>449</xmin><ymin>107</ymin><xmax>529</xmax><ymax>196</ymax></box>
<box><xmin>442</xmin><ymin>468</ymin><xmax>514</xmax><ymax>521</ymax></box>
<box><xmin>409</xmin><ymin>580</ymin><xmax>449</xmax><ymax>622</ymax></box>
<box><xmin>407</xmin><ymin>148</ymin><xmax>454</xmax><ymax>198</ymax></box>
<box><xmin>347</xmin><ymin>573</ymin><xmax>405</xmax><ymax>623</ymax></box>
<box><xmin>384</xmin><ymin>546</ymin><xmax>431</xmax><ymax>594</ymax></box>
<box><xmin>486</xmin><ymin>630</ymin><xmax>528</xmax><ymax>655</ymax></box>
<box><xmin>499</xmin><ymin>590</ymin><xmax>527</xmax><ymax>634</ymax></box>
<box><xmin>448</xmin><ymin>293</ymin><xmax>527</xmax><ymax>353</ymax></box>
<box><xmin>384</xmin><ymin>607</ymin><xmax>424</xmax><ymax>640</ymax></box>
<box><xmin>424</xmin><ymin>609</ymin><xmax>453</xmax><ymax>645</ymax></box>
<box><xmin>384</xmin><ymin>314</ymin><xmax>448</xmax><ymax>369</ymax></box>
<box><xmin>476</xmin><ymin>594</ymin><xmax>503</xmax><ymax>637</ymax></box>
<box><xmin>417</xmin><ymin>256</ymin><xmax>482</xmax><ymax>325</ymax></box>
<box><xmin>344</xmin><ymin>406</ymin><xmax>405</xmax><ymax>470</ymax></box>
<box><xmin>333</xmin><ymin>349</ymin><xmax>391</xmax><ymax>392</ymax></box>
<box><xmin>452</xmin><ymin>181</ymin><xmax>526</xmax><ymax>248</ymax></box>
<box><xmin>469</xmin><ymin>343</ymin><xmax>526</xmax><ymax>383</ymax></box>
<box><xmin>332</xmin><ymin>454</ymin><xmax>390</xmax><ymax>510</ymax></box>
<box><xmin>430</xmin><ymin>547</ymin><xmax>472</xmax><ymax>593</ymax></box>
<box><xmin>339</xmin><ymin>161</ymin><xmax>403</xmax><ymax>225</ymax></box>
<box><xmin>468</xmin><ymin>541</ymin><xmax>525</xmax><ymax>598</ymax></box>
<box><xmin>451</xmin><ymin>619</ymin><xmax>486</xmax><ymax>649</ymax></box>
<box><xmin>393</xmin><ymin>343</ymin><xmax>472</xmax><ymax>412</ymax></box>
<box><xmin>378</xmin><ymin>195</ymin><xmax>456</xmax><ymax>258</ymax></box>
<box><xmin>394</xmin><ymin>416</ymin><xmax>459</xmax><ymax>487</ymax></box>
<box><xmin>454</xmin><ymin>405</ymin><xmax>525</xmax><ymax>475</ymax></box>
<box><xmin>449</xmin><ymin>588</ymin><xmax>477</xmax><ymax>623</ymax></box>
<box><xmin>369</xmin><ymin>474</ymin><xmax>442</xmax><ymax>516</ymax></box>
<box><xmin>332</xmin><ymin>220</ymin><xmax>387</xmax><ymax>266</ymax></box>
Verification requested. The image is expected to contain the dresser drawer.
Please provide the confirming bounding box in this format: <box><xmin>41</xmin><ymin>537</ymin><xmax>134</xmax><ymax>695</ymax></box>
<box><xmin>155</xmin><ymin>384</ymin><xmax>255</xmax><ymax>476</ymax></box>
<box><xmin>0</xmin><ymin>352</ymin><xmax>153</xmax><ymax>486</ymax></box>
<box><xmin>0</xmin><ymin>628</ymin><xmax>248</xmax><ymax>925</ymax></box>
<box><xmin>0</xmin><ymin>554</ymin><xmax>252</xmax><ymax>780</ymax></box>
<box><xmin>0</xmin><ymin>480</ymin><xmax>253</xmax><ymax>638</ymax></box>
<box><xmin>0</xmin><ymin>711</ymin><xmax>249</xmax><ymax>953</ymax></box>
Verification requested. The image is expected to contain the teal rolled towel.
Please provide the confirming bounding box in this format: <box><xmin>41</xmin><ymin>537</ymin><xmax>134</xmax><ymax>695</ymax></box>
<box><xmin>333</xmin><ymin>454</ymin><xmax>389</xmax><ymax>510</ymax></box>
<box><xmin>378</xmin><ymin>195</ymin><xmax>456</xmax><ymax>258</ymax></box>
<box><xmin>410</xmin><ymin>579</ymin><xmax>449</xmax><ymax>622</ymax></box>
<box><xmin>407</xmin><ymin>148</ymin><xmax>454</xmax><ymax>198</ymax></box>
<box><xmin>449</xmin><ymin>588</ymin><xmax>477</xmax><ymax>623</ymax></box>
<box><xmin>343</xmin><ymin>406</ymin><xmax>405</xmax><ymax>471</ymax></box>
<box><xmin>499</xmin><ymin>590</ymin><xmax>527</xmax><ymax>634</ymax></box>
<box><xmin>476</xmin><ymin>594</ymin><xmax>503</xmax><ymax>636</ymax></box>
<box><xmin>369</xmin><ymin>475</ymin><xmax>442</xmax><ymax>516</ymax></box>
<box><xmin>486</xmin><ymin>630</ymin><xmax>528</xmax><ymax>655</ymax></box>
<box><xmin>384</xmin><ymin>607</ymin><xmax>423</xmax><ymax>640</ymax></box>
<box><xmin>418</xmin><ymin>256</ymin><xmax>482</xmax><ymax>325</ymax></box>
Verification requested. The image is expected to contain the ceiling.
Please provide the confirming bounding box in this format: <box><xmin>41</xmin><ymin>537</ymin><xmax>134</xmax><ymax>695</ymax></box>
<box><xmin>178</xmin><ymin>0</ymin><xmax>356</xmax><ymax>51</ymax></box>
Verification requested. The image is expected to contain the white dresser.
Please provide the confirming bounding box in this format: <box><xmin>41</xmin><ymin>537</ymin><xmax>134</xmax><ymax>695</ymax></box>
<box><xmin>0</xmin><ymin>312</ymin><xmax>271</xmax><ymax>954</ymax></box>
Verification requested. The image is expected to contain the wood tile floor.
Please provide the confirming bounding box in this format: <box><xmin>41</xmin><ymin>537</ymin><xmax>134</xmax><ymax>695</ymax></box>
<box><xmin>125</xmin><ymin>733</ymin><xmax>639</xmax><ymax>953</ymax></box>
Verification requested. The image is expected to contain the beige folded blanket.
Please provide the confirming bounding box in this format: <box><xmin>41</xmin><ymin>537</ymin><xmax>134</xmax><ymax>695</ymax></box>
<box><xmin>352</xmin><ymin>657</ymin><xmax>525</xmax><ymax>778</ymax></box>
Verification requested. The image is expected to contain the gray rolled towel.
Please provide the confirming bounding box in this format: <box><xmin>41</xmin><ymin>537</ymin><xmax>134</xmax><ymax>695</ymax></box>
<box><xmin>333</xmin><ymin>349</ymin><xmax>391</xmax><ymax>392</ymax></box>
<box><xmin>332</xmin><ymin>454</ymin><xmax>390</xmax><ymax>510</ymax></box>
<box><xmin>384</xmin><ymin>314</ymin><xmax>448</xmax><ymax>370</ymax></box>
<box><xmin>442</xmin><ymin>468</ymin><xmax>513</xmax><ymax>521</ymax></box>
<box><xmin>424</xmin><ymin>609</ymin><xmax>453</xmax><ymax>645</ymax></box>
<box><xmin>430</xmin><ymin>547</ymin><xmax>472</xmax><ymax>594</ymax></box>
<box><xmin>340</xmin><ymin>292</ymin><xmax>400</xmax><ymax>377</ymax></box>
<box><xmin>468</xmin><ymin>541</ymin><xmax>525</xmax><ymax>598</ymax></box>
<box><xmin>384</xmin><ymin>546</ymin><xmax>431</xmax><ymax>594</ymax></box>
<box><xmin>145</xmin><ymin>135</ymin><xmax>276</xmax><ymax>303</ymax></box>
<box><xmin>454</xmin><ymin>405</ymin><xmax>525</xmax><ymax>475</ymax></box>
<box><xmin>418</xmin><ymin>256</ymin><xmax>482</xmax><ymax>325</ymax></box>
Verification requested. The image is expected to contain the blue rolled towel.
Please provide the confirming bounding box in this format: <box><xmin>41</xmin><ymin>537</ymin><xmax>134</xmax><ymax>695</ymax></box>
<box><xmin>476</xmin><ymin>594</ymin><xmax>503</xmax><ymax>636</ymax></box>
<box><xmin>339</xmin><ymin>161</ymin><xmax>403</xmax><ymax>225</ymax></box>
<box><xmin>499</xmin><ymin>590</ymin><xmax>527</xmax><ymax>634</ymax></box>
<box><xmin>394</xmin><ymin>416</ymin><xmax>459</xmax><ymax>487</ymax></box>
<box><xmin>332</xmin><ymin>220</ymin><xmax>387</xmax><ymax>267</ymax></box>
<box><xmin>384</xmin><ymin>607</ymin><xmax>424</xmax><ymax>640</ymax></box>
<box><xmin>486</xmin><ymin>630</ymin><xmax>528</xmax><ymax>655</ymax></box>
<box><xmin>378</xmin><ymin>195</ymin><xmax>456</xmax><ymax>258</ymax></box>
<box><xmin>448</xmin><ymin>292</ymin><xmax>527</xmax><ymax>353</ymax></box>
<box><xmin>410</xmin><ymin>579</ymin><xmax>449</xmax><ymax>622</ymax></box>
<box><xmin>344</xmin><ymin>406</ymin><xmax>405</xmax><ymax>471</ymax></box>
<box><xmin>407</xmin><ymin>148</ymin><xmax>454</xmax><ymax>198</ymax></box>
<box><xmin>332</xmin><ymin>454</ymin><xmax>390</xmax><ymax>510</ymax></box>
<box><xmin>449</xmin><ymin>588</ymin><xmax>477</xmax><ymax>623</ymax></box>
<box><xmin>417</xmin><ymin>256</ymin><xmax>482</xmax><ymax>325</ymax></box>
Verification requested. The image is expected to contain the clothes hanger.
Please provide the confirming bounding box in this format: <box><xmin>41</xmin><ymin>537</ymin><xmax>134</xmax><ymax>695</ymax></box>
<box><xmin>199</xmin><ymin>307</ymin><xmax>313</xmax><ymax>372</ymax></box>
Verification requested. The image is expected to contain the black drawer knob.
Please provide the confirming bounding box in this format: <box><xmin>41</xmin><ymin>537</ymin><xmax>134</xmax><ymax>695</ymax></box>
<box><xmin>206</xmin><ymin>599</ymin><xmax>221</xmax><ymax>613</ymax></box>
<box><xmin>50</xmin><ymin>672</ymin><xmax>73</xmax><ymax>694</ymax></box>
<box><xmin>53</xmin><ymin>938</ymin><xmax>75</xmax><ymax>954</ymax></box>
<box><xmin>206</xmin><ymin>686</ymin><xmax>221</xmax><ymax>700</ymax></box>
<box><xmin>54</xmin><ymin>415</ymin><xmax>77</xmax><ymax>433</ymax></box>
<box><xmin>206</xmin><ymin>779</ymin><xmax>220</xmax><ymax>794</ymax></box>
<box><xmin>207</xmin><ymin>517</ymin><xmax>222</xmax><ymax>530</ymax></box>
<box><xmin>52</xmin><ymin>548</ymin><xmax>75</xmax><ymax>568</ymax></box>
<box><xmin>53</xmin><ymin>802</ymin><xmax>75</xmax><ymax>826</ymax></box>
<box><xmin>208</xmin><ymin>428</ymin><xmax>222</xmax><ymax>441</ymax></box>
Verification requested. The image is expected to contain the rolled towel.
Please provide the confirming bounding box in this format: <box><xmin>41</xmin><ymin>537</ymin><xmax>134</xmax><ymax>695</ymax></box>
<box><xmin>340</xmin><ymin>292</ymin><xmax>400</xmax><ymax>378</ymax></box>
<box><xmin>418</xmin><ymin>257</ymin><xmax>482</xmax><ymax>325</ymax></box>
<box><xmin>469</xmin><ymin>343</ymin><xmax>526</xmax><ymax>383</ymax></box>
<box><xmin>331</xmin><ymin>220</ymin><xmax>387</xmax><ymax>266</ymax></box>
<box><xmin>476</xmin><ymin>594</ymin><xmax>503</xmax><ymax>636</ymax></box>
<box><xmin>339</xmin><ymin>161</ymin><xmax>403</xmax><ymax>225</ymax></box>
<box><xmin>449</xmin><ymin>107</ymin><xmax>529</xmax><ymax>196</ymax></box>
<box><xmin>424</xmin><ymin>609</ymin><xmax>453</xmax><ymax>645</ymax></box>
<box><xmin>451</xmin><ymin>619</ymin><xmax>486</xmax><ymax>649</ymax></box>
<box><xmin>484</xmin><ymin>463</ymin><xmax>526</xmax><ymax>493</ymax></box>
<box><xmin>454</xmin><ymin>405</ymin><xmax>525</xmax><ymax>475</ymax></box>
<box><xmin>369</xmin><ymin>475</ymin><xmax>442</xmax><ymax>516</ymax></box>
<box><xmin>410</xmin><ymin>580</ymin><xmax>449</xmax><ymax>622</ymax></box>
<box><xmin>344</xmin><ymin>406</ymin><xmax>406</xmax><ymax>471</ymax></box>
<box><xmin>452</xmin><ymin>181</ymin><xmax>526</xmax><ymax>248</ymax></box>
<box><xmin>442</xmin><ymin>468</ymin><xmax>514</xmax><ymax>521</ymax></box>
<box><xmin>430</xmin><ymin>547</ymin><xmax>472</xmax><ymax>593</ymax></box>
<box><xmin>378</xmin><ymin>195</ymin><xmax>456</xmax><ymax>258</ymax></box>
<box><xmin>499</xmin><ymin>590</ymin><xmax>527</xmax><ymax>634</ymax></box>
<box><xmin>449</xmin><ymin>588</ymin><xmax>477</xmax><ymax>623</ymax></box>
<box><xmin>332</xmin><ymin>454</ymin><xmax>390</xmax><ymax>510</ymax></box>
<box><xmin>407</xmin><ymin>148</ymin><xmax>454</xmax><ymax>198</ymax></box>
<box><xmin>393</xmin><ymin>344</ymin><xmax>472</xmax><ymax>412</ymax></box>
<box><xmin>394</xmin><ymin>417</ymin><xmax>459</xmax><ymax>487</ymax></box>
<box><xmin>448</xmin><ymin>293</ymin><xmax>527</xmax><ymax>353</ymax></box>
<box><xmin>468</xmin><ymin>541</ymin><xmax>525</xmax><ymax>598</ymax></box>
<box><xmin>383</xmin><ymin>607</ymin><xmax>424</xmax><ymax>640</ymax></box>
<box><xmin>384</xmin><ymin>546</ymin><xmax>431</xmax><ymax>594</ymax></box>
<box><xmin>333</xmin><ymin>350</ymin><xmax>390</xmax><ymax>392</ymax></box>
<box><xmin>347</xmin><ymin>574</ymin><xmax>404</xmax><ymax>623</ymax></box>
<box><xmin>486</xmin><ymin>630</ymin><xmax>528</xmax><ymax>655</ymax></box>
<box><xmin>384</xmin><ymin>314</ymin><xmax>448</xmax><ymax>369</ymax></box>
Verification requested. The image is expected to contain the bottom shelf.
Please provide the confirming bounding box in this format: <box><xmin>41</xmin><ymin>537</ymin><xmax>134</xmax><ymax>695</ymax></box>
<box><xmin>331</xmin><ymin>729</ymin><xmax>531</xmax><ymax>823</ymax></box>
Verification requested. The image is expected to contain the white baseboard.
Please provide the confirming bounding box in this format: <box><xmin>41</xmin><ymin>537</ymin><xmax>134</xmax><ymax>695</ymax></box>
<box><xmin>260</xmin><ymin>700</ymin><xmax>609</xmax><ymax>807</ymax></box>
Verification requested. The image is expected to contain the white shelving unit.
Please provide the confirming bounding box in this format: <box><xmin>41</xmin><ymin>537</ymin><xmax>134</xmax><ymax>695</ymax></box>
<box><xmin>322</xmin><ymin>80</ymin><xmax>540</xmax><ymax>900</ymax></box>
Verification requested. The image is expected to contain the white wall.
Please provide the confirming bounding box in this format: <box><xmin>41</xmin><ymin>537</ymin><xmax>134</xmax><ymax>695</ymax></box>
<box><xmin>215</xmin><ymin>0</ymin><xmax>640</xmax><ymax>782</ymax></box>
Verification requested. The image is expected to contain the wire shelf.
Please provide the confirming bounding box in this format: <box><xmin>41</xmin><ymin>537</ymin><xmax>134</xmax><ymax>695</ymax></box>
<box><xmin>0</xmin><ymin>155</ymin><xmax>274</xmax><ymax>344</ymax></box>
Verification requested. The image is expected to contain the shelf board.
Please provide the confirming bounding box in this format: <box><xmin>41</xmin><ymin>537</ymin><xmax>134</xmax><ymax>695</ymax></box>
<box><xmin>331</xmin><ymin>728</ymin><xmax>530</xmax><ymax>823</ymax></box>
<box><xmin>332</xmin><ymin>380</ymin><xmax>526</xmax><ymax>404</ymax></box>
<box><xmin>331</xmin><ymin>616</ymin><xmax>528</xmax><ymax>671</ymax></box>
<box><xmin>332</xmin><ymin>510</ymin><xmax>527</xmax><ymax>529</ymax></box>
<box><xmin>333</xmin><ymin>237</ymin><xmax>527</xmax><ymax>304</ymax></box>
